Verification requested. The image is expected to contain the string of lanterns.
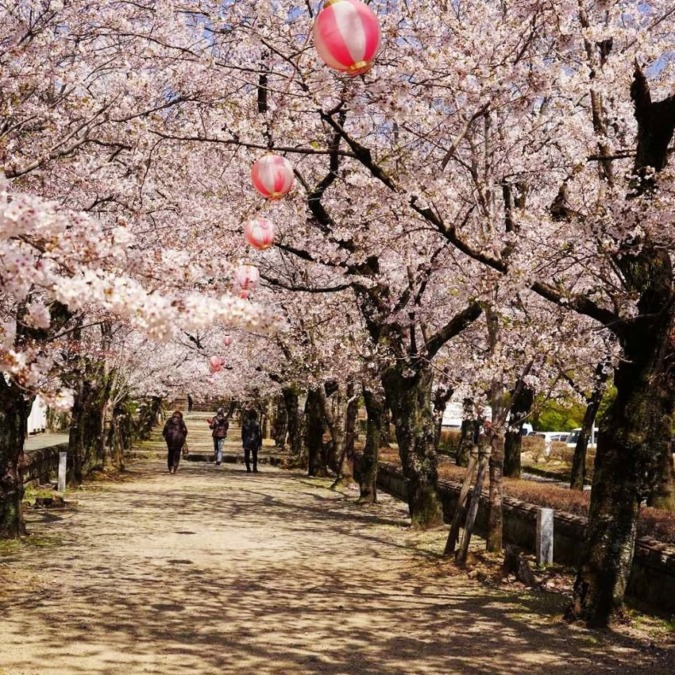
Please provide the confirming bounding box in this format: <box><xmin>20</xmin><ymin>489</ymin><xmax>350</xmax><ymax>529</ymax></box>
<box><xmin>238</xmin><ymin>0</ymin><xmax>381</xmax><ymax>260</ymax></box>
<box><xmin>216</xmin><ymin>1</ymin><xmax>381</xmax><ymax>371</ymax></box>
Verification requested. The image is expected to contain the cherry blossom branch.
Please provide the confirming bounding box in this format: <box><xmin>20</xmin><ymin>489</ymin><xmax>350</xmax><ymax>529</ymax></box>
<box><xmin>147</xmin><ymin>129</ymin><xmax>357</xmax><ymax>157</ymax></box>
<box><xmin>260</xmin><ymin>273</ymin><xmax>352</xmax><ymax>294</ymax></box>
<box><xmin>320</xmin><ymin>111</ymin><xmax>620</xmax><ymax>330</ymax></box>
<box><xmin>424</xmin><ymin>302</ymin><xmax>483</xmax><ymax>362</ymax></box>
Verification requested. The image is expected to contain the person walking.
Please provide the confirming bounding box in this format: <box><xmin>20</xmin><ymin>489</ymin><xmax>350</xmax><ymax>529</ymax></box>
<box><xmin>162</xmin><ymin>410</ymin><xmax>188</xmax><ymax>474</ymax></box>
<box><xmin>242</xmin><ymin>408</ymin><xmax>262</xmax><ymax>473</ymax></box>
<box><xmin>187</xmin><ymin>393</ymin><xmax>193</xmax><ymax>412</ymax></box>
<box><xmin>209</xmin><ymin>407</ymin><xmax>229</xmax><ymax>466</ymax></box>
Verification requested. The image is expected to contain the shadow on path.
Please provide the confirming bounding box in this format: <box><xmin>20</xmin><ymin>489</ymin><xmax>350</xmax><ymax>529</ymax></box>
<box><xmin>0</xmin><ymin>457</ymin><xmax>673</xmax><ymax>675</ymax></box>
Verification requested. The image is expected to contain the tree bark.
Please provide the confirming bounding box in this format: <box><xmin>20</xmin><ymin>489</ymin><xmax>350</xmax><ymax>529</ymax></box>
<box><xmin>109</xmin><ymin>398</ymin><xmax>132</xmax><ymax>470</ymax></box>
<box><xmin>327</xmin><ymin>380</ymin><xmax>358</xmax><ymax>488</ymax></box>
<box><xmin>487</xmin><ymin>429</ymin><xmax>505</xmax><ymax>552</ymax></box>
<box><xmin>432</xmin><ymin>384</ymin><xmax>454</xmax><ymax>452</ymax></box>
<box><xmin>305</xmin><ymin>387</ymin><xmax>327</xmax><ymax>476</ymax></box>
<box><xmin>382</xmin><ymin>363</ymin><xmax>443</xmax><ymax>529</ymax></box>
<box><xmin>569</xmin><ymin>319</ymin><xmax>674</xmax><ymax>625</ymax></box>
<box><xmin>457</xmin><ymin>398</ymin><xmax>477</xmax><ymax>467</ymax></box>
<box><xmin>283</xmin><ymin>387</ymin><xmax>304</xmax><ymax>461</ymax></box>
<box><xmin>648</xmin><ymin>440</ymin><xmax>675</xmax><ymax>510</ymax></box>
<box><xmin>360</xmin><ymin>385</ymin><xmax>384</xmax><ymax>503</ymax></box>
<box><xmin>136</xmin><ymin>396</ymin><xmax>163</xmax><ymax>440</ymax></box>
<box><xmin>571</xmin><ymin>362</ymin><xmax>608</xmax><ymax>491</ymax></box>
<box><xmin>273</xmin><ymin>394</ymin><xmax>288</xmax><ymax>448</ymax></box>
<box><xmin>0</xmin><ymin>379</ymin><xmax>30</xmax><ymax>539</ymax></box>
<box><xmin>68</xmin><ymin>361</ymin><xmax>109</xmax><ymax>483</ymax></box>
<box><xmin>568</xmin><ymin>68</ymin><xmax>675</xmax><ymax>626</ymax></box>
<box><xmin>344</xmin><ymin>382</ymin><xmax>358</xmax><ymax>473</ymax></box>
<box><xmin>504</xmin><ymin>385</ymin><xmax>533</xmax><ymax>478</ymax></box>
<box><xmin>380</xmin><ymin>407</ymin><xmax>393</xmax><ymax>448</ymax></box>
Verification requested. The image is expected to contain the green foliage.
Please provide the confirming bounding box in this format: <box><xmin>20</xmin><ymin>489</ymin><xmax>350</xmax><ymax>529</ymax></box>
<box><xmin>597</xmin><ymin>385</ymin><xmax>617</xmax><ymax>423</ymax></box>
<box><xmin>533</xmin><ymin>386</ymin><xmax>617</xmax><ymax>432</ymax></box>
<box><xmin>533</xmin><ymin>398</ymin><xmax>585</xmax><ymax>431</ymax></box>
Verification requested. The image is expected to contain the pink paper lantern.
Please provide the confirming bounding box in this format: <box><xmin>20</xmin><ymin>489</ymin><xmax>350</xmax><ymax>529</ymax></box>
<box><xmin>234</xmin><ymin>264</ymin><xmax>260</xmax><ymax>291</ymax></box>
<box><xmin>209</xmin><ymin>355</ymin><xmax>223</xmax><ymax>373</ymax></box>
<box><xmin>244</xmin><ymin>218</ymin><xmax>275</xmax><ymax>251</ymax></box>
<box><xmin>312</xmin><ymin>0</ymin><xmax>381</xmax><ymax>76</ymax></box>
<box><xmin>223</xmin><ymin>335</ymin><xmax>233</xmax><ymax>347</ymax></box>
<box><xmin>251</xmin><ymin>154</ymin><xmax>295</xmax><ymax>200</ymax></box>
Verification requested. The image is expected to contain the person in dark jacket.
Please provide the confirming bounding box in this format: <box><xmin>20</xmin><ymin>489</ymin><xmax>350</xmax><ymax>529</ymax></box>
<box><xmin>241</xmin><ymin>409</ymin><xmax>262</xmax><ymax>473</ymax></box>
<box><xmin>209</xmin><ymin>407</ymin><xmax>229</xmax><ymax>466</ymax></box>
<box><xmin>162</xmin><ymin>410</ymin><xmax>188</xmax><ymax>474</ymax></box>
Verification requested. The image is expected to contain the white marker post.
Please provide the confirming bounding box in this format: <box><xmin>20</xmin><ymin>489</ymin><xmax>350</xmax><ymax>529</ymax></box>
<box><xmin>536</xmin><ymin>507</ymin><xmax>554</xmax><ymax>565</ymax></box>
<box><xmin>58</xmin><ymin>451</ymin><xmax>67</xmax><ymax>493</ymax></box>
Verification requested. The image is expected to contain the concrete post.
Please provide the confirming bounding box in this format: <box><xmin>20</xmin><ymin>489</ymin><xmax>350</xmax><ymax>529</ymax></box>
<box><xmin>58</xmin><ymin>451</ymin><xmax>67</xmax><ymax>493</ymax></box>
<box><xmin>536</xmin><ymin>507</ymin><xmax>554</xmax><ymax>565</ymax></box>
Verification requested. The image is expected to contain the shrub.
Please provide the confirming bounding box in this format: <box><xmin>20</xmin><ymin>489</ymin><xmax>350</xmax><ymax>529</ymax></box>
<box><xmin>547</xmin><ymin>441</ymin><xmax>575</xmax><ymax>464</ymax></box>
<box><xmin>438</xmin><ymin>429</ymin><xmax>461</xmax><ymax>458</ymax></box>
<box><xmin>375</xmin><ymin>446</ymin><xmax>675</xmax><ymax>544</ymax></box>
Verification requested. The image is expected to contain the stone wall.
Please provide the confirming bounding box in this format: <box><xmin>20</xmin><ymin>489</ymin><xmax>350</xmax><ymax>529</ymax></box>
<box><xmin>23</xmin><ymin>443</ymin><xmax>71</xmax><ymax>486</ymax></box>
<box><xmin>374</xmin><ymin>462</ymin><xmax>675</xmax><ymax>614</ymax></box>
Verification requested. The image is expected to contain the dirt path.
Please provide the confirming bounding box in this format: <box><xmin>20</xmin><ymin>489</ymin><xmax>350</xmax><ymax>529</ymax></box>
<box><xmin>1</xmin><ymin>418</ymin><xmax>673</xmax><ymax>674</ymax></box>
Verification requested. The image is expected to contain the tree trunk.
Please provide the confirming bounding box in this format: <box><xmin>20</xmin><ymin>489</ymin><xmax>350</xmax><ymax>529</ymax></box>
<box><xmin>273</xmin><ymin>394</ymin><xmax>288</xmax><ymax>448</ymax></box>
<box><xmin>457</xmin><ymin>398</ymin><xmax>477</xmax><ymax>467</ymax></box>
<box><xmin>380</xmin><ymin>407</ymin><xmax>393</xmax><ymax>448</ymax></box>
<box><xmin>503</xmin><ymin>432</ymin><xmax>521</xmax><ymax>478</ymax></box>
<box><xmin>283</xmin><ymin>387</ymin><xmax>303</xmax><ymax>460</ymax></box>
<box><xmin>360</xmin><ymin>385</ymin><xmax>384</xmax><ymax>503</ymax></box>
<box><xmin>571</xmin><ymin>363</ymin><xmax>608</xmax><ymax>491</ymax></box>
<box><xmin>327</xmin><ymin>380</ymin><xmax>358</xmax><ymax>488</ymax></box>
<box><xmin>109</xmin><ymin>399</ymin><xmax>132</xmax><ymax>470</ymax></box>
<box><xmin>432</xmin><ymin>385</ymin><xmax>453</xmax><ymax>452</ymax></box>
<box><xmin>343</xmin><ymin>383</ymin><xmax>358</xmax><ymax>477</ymax></box>
<box><xmin>305</xmin><ymin>387</ymin><xmax>327</xmax><ymax>476</ymax></box>
<box><xmin>569</xmin><ymin>299</ymin><xmax>675</xmax><ymax>625</ymax></box>
<box><xmin>261</xmin><ymin>399</ymin><xmax>271</xmax><ymax>440</ymax></box>
<box><xmin>504</xmin><ymin>385</ymin><xmax>533</xmax><ymax>478</ymax></box>
<box><xmin>487</xmin><ymin>430</ymin><xmax>505</xmax><ymax>552</ymax></box>
<box><xmin>68</xmin><ymin>363</ymin><xmax>109</xmax><ymax>483</ymax></box>
<box><xmin>136</xmin><ymin>396</ymin><xmax>163</xmax><ymax>440</ymax></box>
<box><xmin>647</xmin><ymin>441</ymin><xmax>675</xmax><ymax>510</ymax></box>
<box><xmin>0</xmin><ymin>379</ymin><xmax>30</xmax><ymax>539</ymax></box>
<box><xmin>382</xmin><ymin>363</ymin><xmax>443</xmax><ymax>529</ymax></box>
<box><xmin>569</xmin><ymin>68</ymin><xmax>675</xmax><ymax>626</ymax></box>
<box><xmin>486</xmin><ymin>306</ymin><xmax>508</xmax><ymax>552</ymax></box>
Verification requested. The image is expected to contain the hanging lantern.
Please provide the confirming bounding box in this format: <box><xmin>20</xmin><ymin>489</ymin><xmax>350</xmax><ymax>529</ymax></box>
<box><xmin>251</xmin><ymin>154</ymin><xmax>295</xmax><ymax>200</ymax></box>
<box><xmin>234</xmin><ymin>264</ymin><xmax>260</xmax><ymax>291</ymax></box>
<box><xmin>223</xmin><ymin>335</ymin><xmax>233</xmax><ymax>347</ymax></box>
<box><xmin>244</xmin><ymin>218</ymin><xmax>275</xmax><ymax>251</ymax></box>
<box><xmin>209</xmin><ymin>355</ymin><xmax>223</xmax><ymax>373</ymax></box>
<box><xmin>312</xmin><ymin>0</ymin><xmax>381</xmax><ymax>76</ymax></box>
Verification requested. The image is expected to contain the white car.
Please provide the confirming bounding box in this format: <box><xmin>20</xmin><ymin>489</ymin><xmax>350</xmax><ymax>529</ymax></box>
<box><xmin>535</xmin><ymin>431</ymin><xmax>569</xmax><ymax>444</ymax></box>
<box><xmin>566</xmin><ymin>427</ymin><xmax>598</xmax><ymax>449</ymax></box>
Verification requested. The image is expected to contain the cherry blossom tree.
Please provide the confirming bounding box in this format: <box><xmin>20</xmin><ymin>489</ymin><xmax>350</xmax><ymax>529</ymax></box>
<box><xmin>165</xmin><ymin>0</ymin><xmax>675</xmax><ymax>625</ymax></box>
<box><xmin>3</xmin><ymin>0</ymin><xmax>674</xmax><ymax>629</ymax></box>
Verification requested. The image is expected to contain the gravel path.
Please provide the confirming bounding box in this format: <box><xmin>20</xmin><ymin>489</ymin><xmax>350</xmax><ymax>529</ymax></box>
<box><xmin>0</xmin><ymin>420</ymin><xmax>673</xmax><ymax>674</ymax></box>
